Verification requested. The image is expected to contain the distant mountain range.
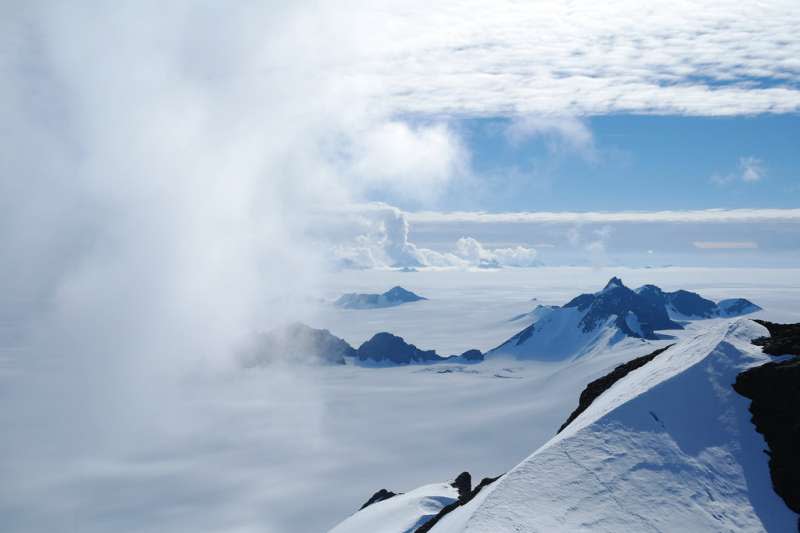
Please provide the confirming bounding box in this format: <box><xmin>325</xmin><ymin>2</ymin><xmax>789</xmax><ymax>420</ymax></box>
<box><xmin>335</xmin><ymin>286</ymin><xmax>427</xmax><ymax>309</ymax></box>
<box><xmin>244</xmin><ymin>324</ymin><xmax>482</xmax><ymax>366</ymax></box>
<box><xmin>247</xmin><ymin>278</ymin><xmax>760</xmax><ymax>367</ymax></box>
<box><xmin>489</xmin><ymin>277</ymin><xmax>760</xmax><ymax>361</ymax></box>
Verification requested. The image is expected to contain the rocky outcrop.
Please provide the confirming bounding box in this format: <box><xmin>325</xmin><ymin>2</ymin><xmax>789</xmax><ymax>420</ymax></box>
<box><xmin>733</xmin><ymin>358</ymin><xmax>800</xmax><ymax>520</ymax></box>
<box><xmin>752</xmin><ymin>320</ymin><xmax>800</xmax><ymax>356</ymax></box>
<box><xmin>414</xmin><ymin>472</ymin><xmax>503</xmax><ymax>533</ymax></box>
<box><xmin>457</xmin><ymin>349</ymin><xmax>483</xmax><ymax>362</ymax></box>
<box><xmin>358</xmin><ymin>488</ymin><xmax>398</xmax><ymax>511</ymax></box>
<box><xmin>557</xmin><ymin>344</ymin><xmax>674</xmax><ymax>434</ymax></box>
<box><xmin>356</xmin><ymin>332</ymin><xmax>443</xmax><ymax>364</ymax></box>
<box><xmin>241</xmin><ymin>323</ymin><xmax>354</xmax><ymax>366</ymax></box>
<box><xmin>733</xmin><ymin>321</ymin><xmax>800</xmax><ymax>525</ymax></box>
<box><xmin>335</xmin><ymin>286</ymin><xmax>427</xmax><ymax>309</ymax></box>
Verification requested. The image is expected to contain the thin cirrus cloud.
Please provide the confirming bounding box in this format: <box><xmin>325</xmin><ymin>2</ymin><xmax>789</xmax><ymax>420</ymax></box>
<box><xmin>350</xmin><ymin>0</ymin><xmax>800</xmax><ymax>117</ymax></box>
<box><xmin>407</xmin><ymin>208</ymin><xmax>800</xmax><ymax>224</ymax></box>
<box><xmin>693</xmin><ymin>241</ymin><xmax>759</xmax><ymax>249</ymax></box>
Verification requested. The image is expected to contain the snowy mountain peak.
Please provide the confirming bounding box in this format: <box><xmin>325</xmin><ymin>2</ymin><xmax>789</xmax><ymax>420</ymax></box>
<box><xmin>603</xmin><ymin>276</ymin><xmax>624</xmax><ymax>291</ymax></box>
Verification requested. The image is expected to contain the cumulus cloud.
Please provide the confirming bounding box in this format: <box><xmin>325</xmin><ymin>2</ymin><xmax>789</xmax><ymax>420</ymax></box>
<box><xmin>347</xmin><ymin>121</ymin><xmax>468</xmax><ymax>202</ymax></box>
<box><xmin>327</xmin><ymin>204</ymin><xmax>540</xmax><ymax>269</ymax></box>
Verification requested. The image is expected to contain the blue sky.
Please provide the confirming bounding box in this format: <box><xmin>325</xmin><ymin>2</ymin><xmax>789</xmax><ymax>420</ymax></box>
<box><xmin>384</xmin><ymin>114</ymin><xmax>800</xmax><ymax>213</ymax></box>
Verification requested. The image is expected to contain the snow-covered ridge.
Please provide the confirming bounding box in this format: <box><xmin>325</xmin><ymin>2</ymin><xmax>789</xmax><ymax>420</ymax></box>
<box><xmin>329</xmin><ymin>319</ymin><xmax>797</xmax><ymax>532</ymax></box>
<box><xmin>432</xmin><ymin>319</ymin><xmax>797</xmax><ymax>532</ymax></box>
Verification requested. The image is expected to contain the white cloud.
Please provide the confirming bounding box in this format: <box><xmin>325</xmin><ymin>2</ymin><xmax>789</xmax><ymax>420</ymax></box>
<box><xmin>506</xmin><ymin>116</ymin><xmax>595</xmax><ymax>158</ymax></box>
<box><xmin>454</xmin><ymin>236</ymin><xmax>539</xmax><ymax>268</ymax></box>
<box><xmin>739</xmin><ymin>156</ymin><xmax>765</xmax><ymax>182</ymax></box>
<box><xmin>407</xmin><ymin>208</ymin><xmax>800</xmax><ymax>224</ymax></box>
<box><xmin>693</xmin><ymin>241</ymin><xmax>759</xmax><ymax>249</ymax></box>
<box><xmin>712</xmin><ymin>156</ymin><xmax>766</xmax><ymax>184</ymax></box>
<box><xmin>342</xmin><ymin>0</ymin><xmax>800</xmax><ymax>116</ymax></box>
<box><xmin>347</xmin><ymin>121</ymin><xmax>468</xmax><ymax>202</ymax></box>
<box><xmin>327</xmin><ymin>204</ymin><xmax>539</xmax><ymax>269</ymax></box>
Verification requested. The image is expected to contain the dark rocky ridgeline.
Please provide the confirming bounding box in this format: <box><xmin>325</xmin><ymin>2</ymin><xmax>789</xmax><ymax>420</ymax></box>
<box><xmin>356</xmin><ymin>332</ymin><xmax>444</xmax><ymax>364</ymax></box>
<box><xmin>732</xmin><ymin>320</ymin><xmax>800</xmax><ymax>527</ymax></box>
<box><xmin>358</xmin><ymin>488</ymin><xmax>398</xmax><ymax>510</ymax></box>
<box><xmin>563</xmin><ymin>277</ymin><xmax>682</xmax><ymax>339</ymax></box>
<box><xmin>457</xmin><ymin>349</ymin><xmax>484</xmax><ymax>362</ymax></box>
<box><xmin>752</xmin><ymin>320</ymin><xmax>800</xmax><ymax>356</ymax></box>
<box><xmin>557</xmin><ymin>344</ymin><xmax>674</xmax><ymax>434</ymax></box>
<box><xmin>414</xmin><ymin>472</ymin><xmax>503</xmax><ymax>533</ymax></box>
<box><xmin>637</xmin><ymin>285</ymin><xmax>718</xmax><ymax>318</ymax></box>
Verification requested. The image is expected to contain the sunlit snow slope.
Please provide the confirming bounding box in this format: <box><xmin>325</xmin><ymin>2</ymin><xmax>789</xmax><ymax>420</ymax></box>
<box><xmin>332</xmin><ymin>319</ymin><xmax>797</xmax><ymax>532</ymax></box>
<box><xmin>434</xmin><ymin>319</ymin><xmax>796</xmax><ymax>532</ymax></box>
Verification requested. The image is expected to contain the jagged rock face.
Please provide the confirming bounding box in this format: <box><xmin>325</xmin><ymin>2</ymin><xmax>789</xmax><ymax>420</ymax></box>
<box><xmin>242</xmin><ymin>323</ymin><xmax>354</xmax><ymax>366</ymax></box>
<box><xmin>733</xmin><ymin>357</ymin><xmax>800</xmax><ymax>516</ymax></box>
<box><xmin>753</xmin><ymin>320</ymin><xmax>800</xmax><ymax>356</ymax></box>
<box><xmin>564</xmin><ymin>277</ymin><xmax>681</xmax><ymax>339</ymax></box>
<box><xmin>335</xmin><ymin>286</ymin><xmax>426</xmax><ymax>309</ymax></box>
<box><xmin>357</xmin><ymin>332</ymin><xmax>442</xmax><ymax>364</ymax></box>
<box><xmin>558</xmin><ymin>344</ymin><xmax>674</xmax><ymax>434</ymax></box>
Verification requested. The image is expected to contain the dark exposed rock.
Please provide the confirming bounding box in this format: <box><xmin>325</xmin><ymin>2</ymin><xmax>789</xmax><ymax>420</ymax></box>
<box><xmin>753</xmin><ymin>320</ymin><xmax>800</xmax><ymax>356</ymax></box>
<box><xmin>733</xmin><ymin>357</ymin><xmax>800</xmax><ymax>518</ymax></box>
<box><xmin>636</xmin><ymin>284</ymin><xmax>760</xmax><ymax>319</ymax></box>
<box><xmin>414</xmin><ymin>472</ymin><xmax>503</xmax><ymax>533</ymax></box>
<box><xmin>458</xmin><ymin>349</ymin><xmax>484</xmax><ymax>362</ymax></box>
<box><xmin>335</xmin><ymin>286</ymin><xmax>426</xmax><ymax>309</ymax></box>
<box><xmin>358</xmin><ymin>488</ymin><xmax>398</xmax><ymax>511</ymax></box>
<box><xmin>563</xmin><ymin>278</ymin><xmax>682</xmax><ymax>339</ymax></box>
<box><xmin>356</xmin><ymin>332</ymin><xmax>443</xmax><ymax>364</ymax></box>
<box><xmin>451</xmin><ymin>472</ymin><xmax>471</xmax><ymax>503</ymax></box>
<box><xmin>557</xmin><ymin>344</ymin><xmax>674</xmax><ymax>434</ymax></box>
<box><xmin>732</xmin><ymin>320</ymin><xmax>800</xmax><ymax>525</ymax></box>
<box><xmin>241</xmin><ymin>323</ymin><xmax>354</xmax><ymax>366</ymax></box>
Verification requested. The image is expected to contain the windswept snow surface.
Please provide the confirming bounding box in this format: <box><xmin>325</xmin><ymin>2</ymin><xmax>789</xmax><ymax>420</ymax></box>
<box><xmin>432</xmin><ymin>319</ymin><xmax>797</xmax><ymax>532</ymax></box>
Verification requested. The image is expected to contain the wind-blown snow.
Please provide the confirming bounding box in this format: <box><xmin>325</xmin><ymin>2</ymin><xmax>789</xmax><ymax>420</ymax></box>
<box><xmin>432</xmin><ymin>319</ymin><xmax>797</xmax><ymax>532</ymax></box>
